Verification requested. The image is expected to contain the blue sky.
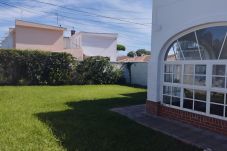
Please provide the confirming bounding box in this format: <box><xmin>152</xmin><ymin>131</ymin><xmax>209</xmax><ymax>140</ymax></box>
<box><xmin>0</xmin><ymin>0</ymin><xmax>152</xmax><ymax>55</ymax></box>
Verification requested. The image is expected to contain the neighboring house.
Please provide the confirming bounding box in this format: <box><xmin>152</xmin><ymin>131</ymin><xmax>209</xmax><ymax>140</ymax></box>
<box><xmin>147</xmin><ymin>0</ymin><xmax>227</xmax><ymax>136</ymax></box>
<box><xmin>1</xmin><ymin>20</ymin><xmax>118</xmax><ymax>61</ymax></box>
<box><xmin>2</xmin><ymin>20</ymin><xmax>65</xmax><ymax>52</ymax></box>
<box><xmin>65</xmin><ymin>31</ymin><xmax>118</xmax><ymax>62</ymax></box>
<box><xmin>117</xmin><ymin>55</ymin><xmax>151</xmax><ymax>62</ymax></box>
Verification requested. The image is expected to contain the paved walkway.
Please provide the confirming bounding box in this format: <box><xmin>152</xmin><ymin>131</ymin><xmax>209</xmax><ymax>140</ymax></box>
<box><xmin>111</xmin><ymin>104</ymin><xmax>227</xmax><ymax>151</ymax></box>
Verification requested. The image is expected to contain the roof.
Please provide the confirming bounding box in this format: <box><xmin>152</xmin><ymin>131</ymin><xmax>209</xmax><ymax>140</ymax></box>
<box><xmin>77</xmin><ymin>31</ymin><xmax>118</xmax><ymax>38</ymax></box>
<box><xmin>16</xmin><ymin>20</ymin><xmax>66</xmax><ymax>31</ymax></box>
<box><xmin>117</xmin><ymin>55</ymin><xmax>151</xmax><ymax>62</ymax></box>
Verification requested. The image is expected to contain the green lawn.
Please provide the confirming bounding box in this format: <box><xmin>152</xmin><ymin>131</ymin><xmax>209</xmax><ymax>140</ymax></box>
<box><xmin>0</xmin><ymin>85</ymin><xmax>201</xmax><ymax>151</ymax></box>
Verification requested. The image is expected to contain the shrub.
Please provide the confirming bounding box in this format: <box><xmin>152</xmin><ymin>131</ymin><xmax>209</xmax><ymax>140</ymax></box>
<box><xmin>75</xmin><ymin>56</ymin><xmax>123</xmax><ymax>84</ymax></box>
<box><xmin>0</xmin><ymin>49</ymin><xmax>76</xmax><ymax>85</ymax></box>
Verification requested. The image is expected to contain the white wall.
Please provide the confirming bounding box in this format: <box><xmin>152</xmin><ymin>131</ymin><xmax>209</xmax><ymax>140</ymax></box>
<box><xmin>131</xmin><ymin>63</ymin><xmax>148</xmax><ymax>86</ymax></box>
<box><xmin>148</xmin><ymin>0</ymin><xmax>227</xmax><ymax>102</ymax></box>
<box><xmin>113</xmin><ymin>62</ymin><xmax>148</xmax><ymax>86</ymax></box>
<box><xmin>81</xmin><ymin>33</ymin><xmax>118</xmax><ymax>62</ymax></box>
<box><xmin>1</xmin><ymin>31</ymin><xmax>14</xmax><ymax>49</ymax></box>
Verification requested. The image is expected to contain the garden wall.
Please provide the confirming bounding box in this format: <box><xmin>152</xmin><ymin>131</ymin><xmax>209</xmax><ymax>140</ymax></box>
<box><xmin>112</xmin><ymin>62</ymin><xmax>148</xmax><ymax>87</ymax></box>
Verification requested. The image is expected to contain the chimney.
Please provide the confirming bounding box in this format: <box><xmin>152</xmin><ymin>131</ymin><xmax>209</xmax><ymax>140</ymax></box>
<box><xmin>71</xmin><ymin>29</ymin><xmax>76</xmax><ymax>36</ymax></box>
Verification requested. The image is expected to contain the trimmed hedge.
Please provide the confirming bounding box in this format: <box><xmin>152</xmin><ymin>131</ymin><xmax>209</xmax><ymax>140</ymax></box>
<box><xmin>0</xmin><ymin>49</ymin><xmax>76</xmax><ymax>85</ymax></box>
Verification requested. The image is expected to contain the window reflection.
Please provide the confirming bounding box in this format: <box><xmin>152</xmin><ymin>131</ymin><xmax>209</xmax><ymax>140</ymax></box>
<box><xmin>178</xmin><ymin>32</ymin><xmax>200</xmax><ymax>60</ymax></box>
<box><xmin>165</xmin><ymin>26</ymin><xmax>227</xmax><ymax>61</ymax></box>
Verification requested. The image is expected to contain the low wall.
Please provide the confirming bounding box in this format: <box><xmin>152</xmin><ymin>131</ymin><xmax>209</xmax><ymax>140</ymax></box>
<box><xmin>112</xmin><ymin>62</ymin><xmax>148</xmax><ymax>87</ymax></box>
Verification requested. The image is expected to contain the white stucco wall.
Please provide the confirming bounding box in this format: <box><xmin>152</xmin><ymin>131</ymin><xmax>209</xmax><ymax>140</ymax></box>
<box><xmin>131</xmin><ymin>63</ymin><xmax>148</xmax><ymax>86</ymax></box>
<box><xmin>112</xmin><ymin>62</ymin><xmax>148</xmax><ymax>86</ymax></box>
<box><xmin>81</xmin><ymin>33</ymin><xmax>118</xmax><ymax>62</ymax></box>
<box><xmin>148</xmin><ymin>0</ymin><xmax>227</xmax><ymax>102</ymax></box>
<box><xmin>1</xmin><ymin>30</ymin><xmax>14</xmax><ymax>49</ymax></box>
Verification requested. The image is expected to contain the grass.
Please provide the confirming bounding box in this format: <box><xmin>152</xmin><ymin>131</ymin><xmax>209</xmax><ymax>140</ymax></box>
<box><xmin>0</xmin><ymin>85</ymin><xmax>201</xmax><ymax>151</ymax></box>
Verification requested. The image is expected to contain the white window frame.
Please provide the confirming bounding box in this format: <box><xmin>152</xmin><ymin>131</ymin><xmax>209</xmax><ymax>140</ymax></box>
<box><xmin>161</xmin><ymin>60</ymin><xmax>227</xmax><ymax>121</ymax></box>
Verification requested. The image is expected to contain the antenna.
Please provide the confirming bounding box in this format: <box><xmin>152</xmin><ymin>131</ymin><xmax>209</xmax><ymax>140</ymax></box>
<box><xmin>21</xmin><ymin>10</ymin><xmax>23</xmax><ymax>20</ymax></box>
<box><xmin>56</xmin><ymin>12</ymin><xmax>58</xmax><ymax>25</ymax></box>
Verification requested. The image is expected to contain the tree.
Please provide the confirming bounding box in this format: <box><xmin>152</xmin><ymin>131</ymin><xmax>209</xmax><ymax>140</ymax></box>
<box><xmin>136</xmin><ymin>49</ymin><xmax>151</xmax><ymax>56</ymax></box>
<box><xmin>117</xmin><ymin>44</ymin><xmax>126</xmax><ymax>51</ymax></box>
<box><xmin>127</xmin><ymin>51</ymin><xmax>136</xmax><ymax>57</ymax></box>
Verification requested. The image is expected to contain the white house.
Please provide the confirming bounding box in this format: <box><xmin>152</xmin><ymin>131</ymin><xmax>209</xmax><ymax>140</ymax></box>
<box><xmin>65</xmin><ymin>31</ymin><xmax>118</xmax><ymax>61</ymax></box>
<box><xmin>147</xmin><ymin>0</ymin><xmax>227</xmax><ymax>135</ymax></box>
<box><xmin>1</xmin><ymin>20</ymin><xmax>118</xmax><ymax>61</ymax></box>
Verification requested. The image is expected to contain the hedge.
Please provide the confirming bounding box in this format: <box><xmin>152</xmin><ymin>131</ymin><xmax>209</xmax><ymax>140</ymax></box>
<box><xmin>75</xmin><ymin>56</ymin><xmax>123</xmax><ymax>84</ymax></box>
<box><xmin>0</xmin><ymin>49</ymin><xmax>123</xmax><ymax>85</ymax></box>
<box><xmin>0</xmin><ymin>49</ymin><xmax>76</xmax><ymax>85</ymax></box>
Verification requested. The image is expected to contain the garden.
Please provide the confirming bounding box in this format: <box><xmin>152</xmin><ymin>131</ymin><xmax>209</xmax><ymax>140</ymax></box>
<box><xmin>0</xmin><ymin>49</ymin><xmax>200</xmax><ymax>151</ymax></box>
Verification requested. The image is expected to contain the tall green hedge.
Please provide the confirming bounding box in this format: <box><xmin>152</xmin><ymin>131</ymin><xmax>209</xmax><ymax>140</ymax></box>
<box><xmin>75</xmin><ymin>56</ymin><xmax>123</xmax><ymax>84</ymax></box>
<box><xmin>0</xmin><ymin>49</ymin><xmax>76</xmax><ymax>85</ymax></box>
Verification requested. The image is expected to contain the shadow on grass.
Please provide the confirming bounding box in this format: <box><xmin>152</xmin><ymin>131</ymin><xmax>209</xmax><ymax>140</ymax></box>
<box><xmin>36</xmin><ymin>92</ymin><xmax>201</xmax><ymax>151</ymax></box>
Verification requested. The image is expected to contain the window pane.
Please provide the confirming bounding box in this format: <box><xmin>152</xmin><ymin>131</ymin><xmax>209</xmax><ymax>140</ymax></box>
<box><xmin>213</xmin><ymin>65</ymin><xmax>225</xmax><ymax>76</ymax></box>
<box><xmin>172</xmin><ymin>97</ymin><xmax>180</xmax><ymax>107</ymax></box>
<box><xmin>194</xmin><ymin>90</ymin><xmax>206</xmax><ymax>101</ymax></box>
<box><xmin>165</xmin><ymin>41</ymin><xmax>184</xmax><ymax>61</ymax></box>
<box><xmin>194</xmin><ymin>76</ymin><xmax>206</xmax><ymax>86</ymax></box>
<box><xmin>172</xmin><ymin>87</ymin><xmax>181</xmax><ymax>97</ymax></box>
<box><xmin>194</xmin><ymin>101</ymin><xmax>206</xmax><ymax>112</ymax></box>
<box><xmin>220</xmin><ymin>37</ymin><xmax>227</xmax><ymax>59</ymax></box>
<box><xmin>225</xmin><ymin>107</ymin><xmax>227</xmax><ymax>117</ymax></box>
<box><xmin>165</xmin><ymin>64</ymin><xmax>173</xmax><ymax>73</ymax></box>
<box><xmin>163</xmin><ymin>86</ymin><xmax>171</xmax><ymax>95</ymax></box>
<box><xmin>210</xmin><ymin>92</ymin><xmax>224</xmax><ymax>104</ymax></box>
<box><xmin>184</xmin><ymin>89</ymin><xmax>193</xmax><ymax>99</ymax></box>
<box><xmin>210</xmin><ymin>104</ymin><xmax>224</xmax><ymax>116</ymax></box>
<box><xmin>173</xmin><ymin>74</ymin><xmax>181</xmax><ymax>83</ymax></box>
<box><xmin>195</xmin><ymin>65</ymin><xmax>206</xmax><ymax>75</ymax></box>
<box><xmin>174</xmin><ymin>65</ymin><xmax>182</xmax><ymax>73</ymax></box>
<box><xmin>164</xmin><ymin>74</ymin><xmax>172</xmax><ymax>83</ymax></box>
<box><xmin>197</xmin><ymin>26</ymin><xmax>227</xmax><ymax>60</ymax></box>
<box><xmin>178</xmin><ymin>32</ymin><xmax>200</xmax><ymax>60</ymax></box>
<box><xmin>163</xmin><ymin>95</ymin><xmax>171</xmax><ymax>105</ymax></box>
<box><xmin>212</xmin><ymin>77</ymin><xmax>225</xmax><ymax>88</ymax></box>
<box><xmin>183</xmin><ymin>99</ymin><xmax>193</xmax><ymax>109</ymax></box>
<box><xmin>184</xmin><ymin>64</ymin><xmax>194</xmax><ymax>74</ymax></box>
<box><xmin>183</xmin><ymin>75</ymin><xmax>193</xmax><ymax>85</ymax></box>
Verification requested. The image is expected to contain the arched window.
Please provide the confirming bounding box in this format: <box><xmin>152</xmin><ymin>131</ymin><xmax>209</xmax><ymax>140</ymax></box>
<box><xmin>162</xmin><ymin>25</ymin><xmax>227</xmax><ymax>120</ymax></box>
<box><xmin>165</xmin><ymin>26</ymin><xmax>227</xmax><ymax>61</ymax></box>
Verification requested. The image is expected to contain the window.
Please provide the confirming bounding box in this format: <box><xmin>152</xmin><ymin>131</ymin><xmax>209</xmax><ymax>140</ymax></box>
<box><xmin>197</xmin><ymin>26</ymin><xmax>227</xmax><ymax>60</ymax></box>
<box><xmin>163</xmin><ymin>86</ymin><xmax>181</xmax><ymax>107</ymax></box>
<box><xmin>164</xmin><ymin>64</ymin><xmax>182</xmax><ymax>84</ymax></box>
<box><xmin>183</xmin><ymin>64</ymin><xmax>206</xmax><ymax>86</ymax></box>
<box><xmin>163</xmin><ymin>25</ymin><xmax>227</xmax><ymax>119</ymax></box>
<box><xmin>178</xmin><ymin>32</ymin><xmax>201</xmax><ymax>60</ymax></box>
<box><xmin>212</xmin><ymin>65</ymin><xmax>226</xmax><ymax>88</ymax></box>
<box><xmin>165</xmin><ymin>26</ymin><xmax>227</xmax><ymax>61</ymax></box>
<box><xmin>183</xmin><ymin>89</ymin><xmax>207</xmax><ymax>113</ymax></box>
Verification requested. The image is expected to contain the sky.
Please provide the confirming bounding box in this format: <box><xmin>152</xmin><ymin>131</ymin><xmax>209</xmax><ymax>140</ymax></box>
<box><xmin>0</xmin><ymin>0</ymin><xmax>152</xmax><ymax>56</ymax></box>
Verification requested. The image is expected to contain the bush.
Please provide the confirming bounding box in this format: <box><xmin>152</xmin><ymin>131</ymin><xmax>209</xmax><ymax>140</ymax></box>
<box><xmin>0</xmin><ymin>49</ymin><xmax>76</xmax><ymax>85</ymax></box>
<box><xmin>74</xmin><ymin>56</ymin><xmax>123</xmax><ymax>84</ymax></box>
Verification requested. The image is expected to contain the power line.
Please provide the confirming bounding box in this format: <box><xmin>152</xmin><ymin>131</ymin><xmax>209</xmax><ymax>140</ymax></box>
<box><xmin>0</xmin><ymin>1</ymin><xmax>151</xmax><ymax>30</ymax></box>
<box><xmin>31</xmin><ymin>0</ymin><xmax>150</xmax><ymax>27</ymax></box>
<box><xmin>0</xmin><ymin>1</ymin><xmax>151</xmax><ymax>44</ymax></box>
